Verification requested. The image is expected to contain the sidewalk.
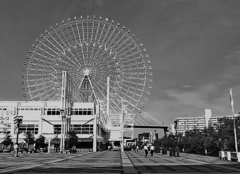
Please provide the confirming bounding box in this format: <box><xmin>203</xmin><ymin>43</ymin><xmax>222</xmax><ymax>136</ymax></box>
<box><xmin>124</xmin><ymin>150</ymin><xmax>240</xmax><ymax>173</ymax></box>
<box><xmin>1</xmin><ymin>150</ymin><xmax>240</xmax><ymax>173</ymax></box>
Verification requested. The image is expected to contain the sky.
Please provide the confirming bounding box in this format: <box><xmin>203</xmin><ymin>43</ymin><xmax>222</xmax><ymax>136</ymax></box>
<box><xmin>1</xmin><ymin>0</ymin><xmax>240</xmax><ymax>130</ymax></box>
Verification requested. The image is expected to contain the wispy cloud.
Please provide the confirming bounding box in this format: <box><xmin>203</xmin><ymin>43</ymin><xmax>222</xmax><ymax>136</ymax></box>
<box><xmin>181</xmin><ymin>85</ymin><xmax>192</xmax><ymax>88</ymax></box>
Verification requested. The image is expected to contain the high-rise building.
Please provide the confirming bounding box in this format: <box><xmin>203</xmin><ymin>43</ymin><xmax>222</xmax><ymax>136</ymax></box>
<box><xmin>172</xmin><ymin>109</ymin><xmax>238</xmax><ymax>136</ymax></box>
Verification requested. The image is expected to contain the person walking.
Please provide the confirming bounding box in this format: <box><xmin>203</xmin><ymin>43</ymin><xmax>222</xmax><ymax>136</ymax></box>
<box><xmin>13</xmin><ymin>143</ymin><xmax>19</xmax><ymax>157</ymax></box>
<box><xmin>150</xmin><ymin>144</ymin><xmax>154</xmax><ymax>156</ymax></box>
<box><xmin>144</xmin><ymin>144</ymin><xmax>148</xmax><ymax>156</ymax></box>
<box><xmin>136</xmin><ymin>145</ymin><xmax>139</xmax><ymax>153</ymax></box>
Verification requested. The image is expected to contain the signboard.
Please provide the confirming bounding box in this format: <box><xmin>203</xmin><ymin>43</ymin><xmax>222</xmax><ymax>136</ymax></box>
<box><xmin>0</xmin><ymin>116</ymin><xmax>9</xmax><ymax>123</ymax></box>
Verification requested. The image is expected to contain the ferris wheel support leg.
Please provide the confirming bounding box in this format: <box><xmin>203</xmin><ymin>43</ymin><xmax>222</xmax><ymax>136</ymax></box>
<box><xmin>93</xmin><ymin>115</ymin><xmax>97</xmax><ymax>152</ymax></box>
<box><xmin>107</xmin><ymin>77</ymin><xmax>110</xmax><ymax>118</ymax></box>
<box><xmin>60</xmin><ymin>116</ymin><xmax>64</xmax><ymax>153</ymax></box>
<box><xmin>121</xmin><ymin>98</ymin><xmax>124</xmax><ymax>152</ymax></box>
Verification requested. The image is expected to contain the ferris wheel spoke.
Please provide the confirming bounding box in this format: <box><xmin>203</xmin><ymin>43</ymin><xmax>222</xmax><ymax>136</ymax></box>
<box><xmin>64</xmin><ymin>25</ymin><xmax>75</xmax><ymax>46</ymax></box>
<box><xmin>93</xmin><ymin>22</ymin><xmax>100</xmax><ymax>45</ymax></box>
<box><xmin>81</xmin><ymin>21</ymin><xmax>86</xmax><ymax>44</ymax></box>
<box><xmin>100</xmin><ymin>24</ymin><xmax>111</xmax><ymax>45</ymax></box>
<box><xmin>49</xmin><ymin>36</ymin><xmax>77</xmax><ymax>65</ymax></box>
<box><xmin>109</xmin><ymin>98</ymin><xmax>121</xmax><ymax>113</ymax></box>
<box><xmin>63</xmin><ymin>28</ymin><xmax>83</xmax><ymax>67</ymax></box>
<box><xmin>112</xmin><ymin>37</ymin><xmax>131</xmax><ymax>53</ymax></box>
<box><xmin>75</xmin><ymin>22</ymin><xmax>83</xmax><ymax>45</ymax></box>
<box><xmin>107</xmin><ymin>29</ymin><xmax>121</xmax><ymax>49</ymax></box>
<box><xmin>70</xmin><ymin>23</ymin><xmax>79</xmax><ymax>45</ymax></box>
<box><xmin>46</xmin><ymin>33</ymin><xmax>77</xmax><ymax>65</ymax></box>
<box><xmin>79</xmin><ymin>22</ymin><xmax>88</xmax><ymax>66</ymax></box>
<box><xmin>23</xmin><ymin>16</ymin><xmax>152</xmax><ymax>117</ymax></box>
<box><xmin>90</xmin><ymin>45</ymin><xmax>107</xmax><ymax>66</ymax></box>
<box><xmin>89</xmin><ymin>21</ymin><xmax>95</xmax><ymax>43</ymax></box>
<box><xmin>111</xmin><ymin>33</ymin><xmax>127</xmax><ymax>50</ymax></box>
<box><xmin>91</xmin><ymin>79</ymin><xmax>107</xmax><ymax>98</ymax></box>
<box><xmin>96</xmin><ymin>23</ymin><xmax>106</xmax><ymax>44</ymax></box>
<box><xmin>104</xmin><ymin>26</ymin><xmax>117</xmax><ymax>47</ymax></box>
<box><xmin>44</xmin><ymin>36</ymin><xmax>64</xmax><ymax>54</ymax></box>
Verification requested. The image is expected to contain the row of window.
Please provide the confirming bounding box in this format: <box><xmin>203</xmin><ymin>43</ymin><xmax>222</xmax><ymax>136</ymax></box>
<box><xmin>18</xmin><ymin>124</ymin><xmax>39</xmax><ymax>134</ymax></box>
<box><xmin>0</xmin><ymin>108</ymin><xmax>94</xmax><ymax>116</ymax></box>
<box><xmin>54</xmin><ymin>124</ymin><xmax>93</xmax><ymax>129</ymax></box>
<box><xmin>54</xmin><ymin>124</ymin><xmax>93</xmax><ymax>134</ymax></box>
<box><xmin>71</xmin><ymin>110</ymin><xmax>92</xmax><ymax>115</ymax></box>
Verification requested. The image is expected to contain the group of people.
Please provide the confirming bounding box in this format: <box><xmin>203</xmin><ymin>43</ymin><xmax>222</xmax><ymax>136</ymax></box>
<box><xmin>143</xmin><ymin>144</ymin><xmax>155</xmax><ymax>157</ymax></box>
<box><xmin>134</xmin><ymin>144</ymin><xmax>154</xmax><ymax>157</ymax></box>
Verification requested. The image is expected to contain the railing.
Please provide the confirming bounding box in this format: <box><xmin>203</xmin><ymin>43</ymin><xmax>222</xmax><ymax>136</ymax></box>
<box><xmin>219</xmin><ymin>151</ymin><xmax>240</xmax><ymax>162</ymax></box>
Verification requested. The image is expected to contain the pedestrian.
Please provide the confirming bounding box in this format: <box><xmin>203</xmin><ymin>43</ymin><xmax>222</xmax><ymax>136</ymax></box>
<box><xmin>13</xmin><ymin>143</ymin><xmax>18</xmax><ymax>157</ymax></box>
<box><xmin>150</xmin><ymin>144</ymin><xmax>154</xmax><ymax>156</ymax></box>
<box><xmin>108</xmin><ymin>145</ymin><xmax>111</xmax><ymax>151</ymax></box>
<box><xmin>136</xmin><ymin>145</ymin><xmax>139</xmax><ymax>153</ymax></box>
<box><xmin>144</xmin><ymin>144</ymin><xmax>148</xmax><ymax>156</ymax></box>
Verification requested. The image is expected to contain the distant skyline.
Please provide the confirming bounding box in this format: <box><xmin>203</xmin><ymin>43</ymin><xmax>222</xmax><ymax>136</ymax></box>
<box><xmin>1</xmin><ymin>0</ymin><xmax>240</xmax><ymax>127</ymax></box>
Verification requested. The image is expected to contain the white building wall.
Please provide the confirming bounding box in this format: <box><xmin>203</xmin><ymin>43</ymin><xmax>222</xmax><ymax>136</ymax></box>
<box><xmin>0</xmin><ymin>101</ymin><xmax>106</xmax><ymax>143</ymax></box>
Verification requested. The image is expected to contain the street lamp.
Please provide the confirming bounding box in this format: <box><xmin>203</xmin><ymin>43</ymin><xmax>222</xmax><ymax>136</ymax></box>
<box><xmin>60</xmin><ymin>109</ymin><xmax>65</xmax><ymax>153</ymax></box>
<box><xmin>14</xmin><ymin>116</ymin><xmax>23</xmax><ymax>157</ymax></box>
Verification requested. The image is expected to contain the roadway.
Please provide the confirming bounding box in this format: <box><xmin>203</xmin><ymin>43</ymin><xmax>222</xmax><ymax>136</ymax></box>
<box><xmin>0</xmin><ymin>150</ymin><xmax>240</xmax><ymax>173</ymax></box>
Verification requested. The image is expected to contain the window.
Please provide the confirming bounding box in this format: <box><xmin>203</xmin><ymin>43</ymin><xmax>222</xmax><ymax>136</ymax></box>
<box><xmin>19</xmin><ymin>124</ymin><xmax>38</xmax><ymax>134</ymax></box>
<box><xmin>87</xmin><ymin>109</ymin><xmax>92</xmax><ymax>115</ymax></box>
<box><xmin>46</xmin><ymin>108</ymin><xmax>61</xmax><ymax>115</ymax></box>
<box><xmin>54</xmin><ymin>125</ymin><xmax>61</xmax><ymax>133</ymax></box>
<box><xmin>68</xmin><ymin>124</ymin><xmax>93</xmax><ymax>134</ymax></box>
<box><xmin>71</xmin><ymin>108</ymin><xmax>93</xmax><ymax>115</ymax></box>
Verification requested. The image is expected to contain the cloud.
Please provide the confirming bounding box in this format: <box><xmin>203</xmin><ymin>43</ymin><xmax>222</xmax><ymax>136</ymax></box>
<box><xmin>181</xmin><ymin>85</ymin><xmax>192</xmax><ymax>88</ymax></box>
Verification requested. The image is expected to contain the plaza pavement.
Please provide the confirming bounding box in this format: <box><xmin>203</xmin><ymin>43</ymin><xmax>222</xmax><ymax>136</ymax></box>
<box><xmin>0</xmin><ymin>150</ymin><xmax>240</xmax><ymax>173</ymax></box>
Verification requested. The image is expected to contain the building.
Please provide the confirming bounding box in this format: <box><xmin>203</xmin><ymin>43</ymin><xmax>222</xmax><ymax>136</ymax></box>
<box><xmin>138</xmin><ymin>131</ymin><xmax>158</xmax><ymax>144</ymax></box>
<box><xmin>172</xmin><ymin>109</ymin><xmax>239</xmax><ymax>136</ymax></box>
<box><xmin>0</xmin><ymin>101</ymin><xmax>108</xmax><ymax>151</ymax></box>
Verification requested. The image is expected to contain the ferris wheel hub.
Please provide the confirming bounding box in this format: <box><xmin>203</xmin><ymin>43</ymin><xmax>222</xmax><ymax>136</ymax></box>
<box><xmin>83</xmin><ymin>68</ymin><xmax>90</xmax><ymax>76</ymax></box>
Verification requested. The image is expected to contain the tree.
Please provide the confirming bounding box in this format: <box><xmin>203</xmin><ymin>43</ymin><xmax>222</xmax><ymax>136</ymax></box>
<box><xmin>24</xmin><ymin>132</ymin><xmax>35</xmax><ymax>145</ymax></box>
<box><xmin>2</xmin><ymin>135</ymin><xmax>13</xmax><ymax>147</ymax></box>
<box><xmin>65</xmin><ymin>130</ymin><xmax>78</xmax><ymax>149</ymax></box>
<box><xmin>35</xmin><ymin>135</ymin><xmax>47</xmax><ymax>149</ymax></box>
<box><xmin>218</xmin><ymin>116</ymin><xmax>240</xmax><ymax>151</ymax></box>
<box><xmin>159</xmin><ymin>133</ymin><xmax>177</xmax><ymax>149</ymax></box>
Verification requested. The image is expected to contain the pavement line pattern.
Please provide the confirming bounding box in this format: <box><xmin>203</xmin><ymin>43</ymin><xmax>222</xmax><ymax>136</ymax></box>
<box><xmin>212</xmin><ymin>164</ymin><xmax>240</xmax><ymax>172</ymax></box>
<box><xmin>0</xmin><ymin>163</ymin><xmax>43</xmax><ymax>174</ymax></box>
<box><xmin>0</xmin><ymin>152</ymin><xmax>92</xmax><ymax>174</ymax></box>
<box><xmin>121</xmin><ymin>151</ymin><xmax>138</xmax><ymax>174</ymax></box>
<box><xmin>185</xmin><ymin>158</ymin><xmax>209</xmax><ymax>164</ymax></box>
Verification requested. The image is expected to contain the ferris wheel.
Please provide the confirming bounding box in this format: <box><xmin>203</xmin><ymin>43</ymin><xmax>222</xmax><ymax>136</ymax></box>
<box><xmin>21</xmin><ymin>15</ymin><xmax>153</xmax><ymax>115</ymax></box>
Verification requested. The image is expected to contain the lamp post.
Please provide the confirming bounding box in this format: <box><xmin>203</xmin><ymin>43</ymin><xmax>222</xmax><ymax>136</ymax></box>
<box><xmin>60</xmin><ymin>109</ymin><xmax>65</xmax><ymax>153</ymax></box>
<box><xmin>14</xmin><ymin>116</ymin><xmax>23</xmax><ymax>157</ymax></box>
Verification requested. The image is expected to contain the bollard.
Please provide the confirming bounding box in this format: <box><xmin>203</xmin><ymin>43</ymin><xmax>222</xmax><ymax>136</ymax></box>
<box><xmin>162</xmin><ymin>147</ymin><xmax>167</xmax><ymax>155</ymax></box>
<box><xmin>169</xmin><ymin>148</ymin><xmax>174</xmax><ymax>156</ymax></box>
<box><xmin>175</xmin><ymin>147</ymin><xmax>180</xmax><ymax>157</ymax></box>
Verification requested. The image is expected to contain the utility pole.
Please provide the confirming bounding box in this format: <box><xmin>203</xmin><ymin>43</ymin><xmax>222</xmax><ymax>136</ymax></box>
<box><xmin>14</xmin><ymin>116</ymin><xmax>23</xmax><ymax>157</ymax></box>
